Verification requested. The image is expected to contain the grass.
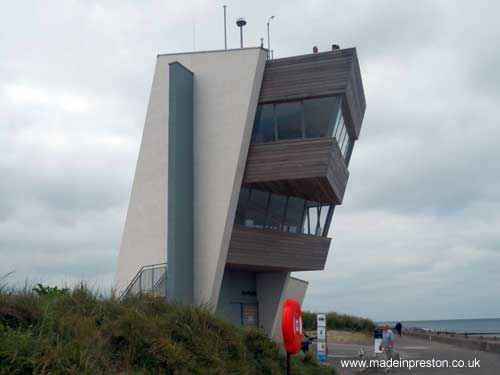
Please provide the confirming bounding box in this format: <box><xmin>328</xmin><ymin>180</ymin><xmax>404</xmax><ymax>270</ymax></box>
<box><xmin>302</xmin><ymin>311</ymin><xmax>375</xmax><ymax>334</ymax></box>
<box><xmin>0</xmin><ymin>283</ymin><xmax>335</xmax><ymax>375</ymax></box>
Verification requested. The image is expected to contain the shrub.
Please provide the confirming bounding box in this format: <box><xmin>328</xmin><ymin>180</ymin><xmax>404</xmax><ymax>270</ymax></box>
<box><xmin>0</xmin><ymin>323</ymin><xmax>36</xmax><ymax>375</ymax></box>
<box><xmin>302</xmin><ymin>311</ymin><xmax>316</xmax><ymax>330</ymax></box>
<box><xmin>32</xmin><ymin>283</ymin><xmax>70</xmax><ymax>297</ymax></box>
<box><xmin>290</xmin><ymin>353</ymin><xmax>337</xmax><ymax>375</ymax></box>
<box><xmin>301</xmin><ymin>311</ymin><xmax>375</xmax><ymax>333</ymax></box>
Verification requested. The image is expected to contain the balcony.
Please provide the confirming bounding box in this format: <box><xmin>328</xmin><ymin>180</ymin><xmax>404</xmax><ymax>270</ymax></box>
<box><xmin>258</xmin><ymin>48</ymin><xmax>366</xmax><ymax>139</ymax></box>
<box><xmin>242</xmin><ymin>137</ymin><xmax>349</xmax><ymax>204</ymax></box>
<box><xmin>226</xmin><ymin>225</ymin><xmax>331</xmax><ymax>272</ymax></box>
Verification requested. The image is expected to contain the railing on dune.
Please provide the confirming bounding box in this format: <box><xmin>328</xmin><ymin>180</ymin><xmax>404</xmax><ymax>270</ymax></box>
<box><xmin>120</xmin><ymin>263</ymin><xmax>167</xmax><ymax>300</ymax></box>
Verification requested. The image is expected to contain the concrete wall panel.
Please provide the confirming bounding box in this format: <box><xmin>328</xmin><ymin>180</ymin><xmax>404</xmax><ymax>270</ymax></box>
<box><xmin>115</xmin><ymin>48</ymin><xmax>267</xmax><ymax>305</ymax></box>
<box><xmin>256</xmin><ymin>272</ymin><xmax>289</xmax><ymax>336</ymax></box>
<box><xmin>114</xmin><ymin>56</ymin><xmax>171</xmax><ymax>293</ymax></box>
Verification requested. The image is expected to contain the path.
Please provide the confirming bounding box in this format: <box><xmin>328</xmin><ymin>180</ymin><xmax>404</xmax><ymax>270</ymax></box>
<box><xmin>326</xmin><ymin>334</ymin><xmax>500</xmax><ymax>375</ymax></box>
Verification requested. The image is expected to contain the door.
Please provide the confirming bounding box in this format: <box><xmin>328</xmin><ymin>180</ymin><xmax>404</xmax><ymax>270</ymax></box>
<box><xmin>241</xmin><ymin>303</ymin><xmax>259</xmax><ymax>327</ymax></box>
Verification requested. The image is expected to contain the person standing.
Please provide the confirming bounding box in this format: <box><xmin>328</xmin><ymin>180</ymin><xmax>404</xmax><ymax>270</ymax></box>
<box><xmin>380</xmin><ymin>325</ymin><xmax>395</xmax><ymax>372</ymax></box>
<box><xmin>395</xmin><ymin>322</ymin><xmax>402</xmax><ymax>336</ymax></box>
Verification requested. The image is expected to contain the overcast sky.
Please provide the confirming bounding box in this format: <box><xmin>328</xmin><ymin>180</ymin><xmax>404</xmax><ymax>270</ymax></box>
<box><xmin>1</xmin><ymin>0</ymin><xmax>499</xmax><ymax>322</ymax></box>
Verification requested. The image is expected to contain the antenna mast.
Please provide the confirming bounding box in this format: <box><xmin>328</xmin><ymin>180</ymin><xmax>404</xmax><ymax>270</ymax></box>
<box><xmin>223</xmin><ymin>5</ymin><xmax>227</xmax><ymax>49</ymax></box>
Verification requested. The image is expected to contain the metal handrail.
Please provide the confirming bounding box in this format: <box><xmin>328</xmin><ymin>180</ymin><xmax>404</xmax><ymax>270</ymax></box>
<box><xmin>120</xmin><ymin>262</ymin><xmax>167</xmax><ymax>300</ymax></box>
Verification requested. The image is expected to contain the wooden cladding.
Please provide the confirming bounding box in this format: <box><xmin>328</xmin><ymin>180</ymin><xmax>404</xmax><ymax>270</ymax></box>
<box><xmin>242</xmin><ymin>138</ymin><xmax>349</xmax><ymax>204</ymax></box>
<box><xmin>226</xmin><ymin>225</ymin><xmax>331</xmax><ymax>272</ymax></box>
<box><xmin>259</xmin><ymin>48</ymin><xmax>366</xmax><ymax>139</ymax></box>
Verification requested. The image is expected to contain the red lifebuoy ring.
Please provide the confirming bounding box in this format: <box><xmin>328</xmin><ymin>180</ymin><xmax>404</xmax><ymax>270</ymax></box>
<box><xmin>281</xmin><ymin>298</ymin><xmax>302</xmax><ymax>354</ymax></box>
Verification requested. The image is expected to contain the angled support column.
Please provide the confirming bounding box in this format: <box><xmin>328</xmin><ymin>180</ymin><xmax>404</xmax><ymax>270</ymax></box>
<box><xmin>272</xmin><ymin>276</ymin><xmax>308</xmax><ymax>342</ymax></box>
<box><xmin>256</xmin><ymin>272</ymin><xmax>290</xmax><ymax>336</ymax></box>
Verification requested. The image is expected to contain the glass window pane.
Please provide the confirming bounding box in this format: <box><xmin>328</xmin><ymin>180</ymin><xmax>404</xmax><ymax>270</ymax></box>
<box><xmin>283</xmin><ymin>197</ymin><xmax>305</xmax><ymax>233</ymax></box>
<box><xmin>334</xmin><ymin>114</ymin><xmax>343</xmax><ymax>140</ymax></box>
<box><xmin>307</xmin><ymin>204</ymin><xmax>319</xmax><ymax>236</ymax></box>
<box><xmin>312</xmin><ymin>206</ymin><xmax>320</xmax><ymax>235</ymax></box>
<box><xmin>318</xmin><ymin>205</ymin><xmax>330</xmax><ymax>236</ymax></box>
<box><xmin>337</xmin><ymin>121</ymin><xmax>345</xmax><ymax>144</ymax></box>
<box><xmin>252</xmin><ymin>104</ymin><xmax>275</xmax><ymax>143</ymax></box>
<box><xmin>245</xmin><ymin>190</ymin><xmax>269</xmax><ymax>229</ymax></box>
<box><xmin>327</xmin><ymin>97</ymin><xmax>342</xmax><ymax>137</ymax></box>
<box><xmin>302</xmin><ymin>208</ymin><xmax>310</xmax><ymax>234</ymax></box>
<box><xmin>331</xmin><ymin>111</ymin><xmax>340</xmax><ymax>137</ymax></box>
<box><xmin>304</xmin><ymin>97</ymin><xmax>336</xmax><ymax>138</ymax></box>
<box><xmin>266</xmin><ymin>194</ymin><xmax>287</xmax><ymax>231</ymax></box>
<box><xmin>340</xmin><ymin>129</ymin><xmax>349</xmax><ymax>154</ymax></box>
<box><xmin>276</xmin><ymin>101</ymin><xmax>303</xmax><ymax>140</ymax></box>
<box><xmin>342</xmin><ymin>133</ymin><xmax>351</xmax><ymax>157</ymax></box>
<box><xmin>235</xmin><ymin>188</ymin><xmax>250</xmax><ymax>225</ymax></box>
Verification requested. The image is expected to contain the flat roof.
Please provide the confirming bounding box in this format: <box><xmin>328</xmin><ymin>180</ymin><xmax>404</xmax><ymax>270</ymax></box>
<box><xmin>158</xmin><ymin>46</ymin><xmax>267</xmax><ymax>58</ymax></box>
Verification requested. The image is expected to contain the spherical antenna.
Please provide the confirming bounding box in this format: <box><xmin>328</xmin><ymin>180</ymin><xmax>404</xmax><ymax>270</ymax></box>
<box><xmin>236</xmin><ymin>17</ymin><xmax>247</xmax><ymax>48</ymax></box>
<box><xmin>236</xmin><ymin>17</ymin><xmax>247</xmax><ymax>27</ymax></box>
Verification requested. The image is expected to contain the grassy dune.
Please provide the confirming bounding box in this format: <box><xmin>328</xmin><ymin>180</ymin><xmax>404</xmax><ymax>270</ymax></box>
<box><xmin>302</xmin><ymin>311</ymin><xmax>375</xmax><ymax>334</ymax></box>
<box><xmin>0</xmin><ymin>284</ymin><xmax>334</xmax><ymax>375</ymax></box>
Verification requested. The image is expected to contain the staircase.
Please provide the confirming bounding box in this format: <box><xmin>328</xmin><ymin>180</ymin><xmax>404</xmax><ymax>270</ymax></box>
<box><xmin>121</xmin><ymin>263</ymin><xmax>167</xmax><ymax>299</ymax></box>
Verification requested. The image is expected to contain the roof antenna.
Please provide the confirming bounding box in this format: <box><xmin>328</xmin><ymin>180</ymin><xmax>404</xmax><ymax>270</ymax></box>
<box><xmin>267</xmin><ymin>16</ymin><xmax>275</xmax><ymax>59</ymax></box>
<box><xmin>192</xmin><ymin>16</ymin><xmax>196</xmax><ymax>51</ymax></box>
<box><xmin>236</xmin><ymin>17</ymin><xmax>247</xmax><ymax>48</ymax></box>
<box><xmin>223</xmin><ymin>5</ymin><xmax>227</xmax><ymax>49</ymax></box>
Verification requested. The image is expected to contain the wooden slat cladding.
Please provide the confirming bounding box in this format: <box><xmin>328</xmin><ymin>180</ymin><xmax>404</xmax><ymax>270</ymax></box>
<box><xmin>259</xmin><ymin>48</ymin><xmax>366</xmax><ymax>139</ymax></box>
<box><xmin>242</xmin><ymin>138</ymin><xmax>349</xmax><ymax>204</ymax></box>
<box><xmin>226</xmin><ymin>225</ymin><xmax>331</xmax><ymax>272</ymax></box>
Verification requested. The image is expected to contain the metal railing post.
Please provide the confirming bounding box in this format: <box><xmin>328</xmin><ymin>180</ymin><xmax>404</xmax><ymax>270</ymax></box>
<box><xmin>151</xmin><ymin>267</ymin><xmax>155</xmax><ymax>294</ymax></box>
<box><xmin>139</xmin><ymin>271</ymin><xmax>142</xmax><ymax>294</ymax></box>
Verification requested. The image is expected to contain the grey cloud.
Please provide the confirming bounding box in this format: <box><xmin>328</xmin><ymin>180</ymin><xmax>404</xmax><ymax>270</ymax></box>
<box><xmin>1</xmin><ymin>0</ymin><xmax>499</xmax><ymax>321</ymax></box>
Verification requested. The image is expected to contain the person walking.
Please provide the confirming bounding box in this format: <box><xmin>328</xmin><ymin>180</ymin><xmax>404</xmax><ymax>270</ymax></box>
<box><xmin>380</xmin><ymin>325</ymin><xmax>395</xmax><ymax>372</ymax></box>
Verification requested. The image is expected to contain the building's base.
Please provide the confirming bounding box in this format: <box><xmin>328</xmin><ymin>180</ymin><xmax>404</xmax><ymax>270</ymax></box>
<box><xmin>216</xmin><ymin>268</ymin><xmax>308</xmax><ymax>342</ymax></box>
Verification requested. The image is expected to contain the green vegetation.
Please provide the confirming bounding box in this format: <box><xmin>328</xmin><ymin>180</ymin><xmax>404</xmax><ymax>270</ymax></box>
<box><xmin>0</xmin><ymin>283</ymin><xmax>335</xmax><ymax>375</ymax></box>
<box><xmin>302</xmin><ymin>311</ymin><xmax>375</xmax><ymax>334</ymax></box>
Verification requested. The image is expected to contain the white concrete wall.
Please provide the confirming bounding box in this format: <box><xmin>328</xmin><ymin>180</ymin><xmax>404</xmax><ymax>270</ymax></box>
<box><xmin>114</xmin><ymin>60</ymin><xmax>170</xmax><ymax>293</ymax></box>
<box><xmin>272</xmin><ymin>276</ymin><xmax>309</xmax><ymax>342</ymax></box>
<box><xmin>256</xmin><ymin>272</ymin><xmax>289</xmax><ymax>336</ymax></box>
<box><xmin>115</xmin><ymin>48</ymin><xmax>267</xmax><ymax>303</ymax></box>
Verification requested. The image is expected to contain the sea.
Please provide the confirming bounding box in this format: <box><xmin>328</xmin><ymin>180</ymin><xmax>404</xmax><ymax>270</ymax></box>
<box><xmin>379</xmin><ymin>318</ymin><xmax>500</xmax><ymax>337</ymax></box>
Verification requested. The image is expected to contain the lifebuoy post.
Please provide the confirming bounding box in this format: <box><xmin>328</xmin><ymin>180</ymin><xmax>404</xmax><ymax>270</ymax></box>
<box><xmin>281</xmin><ymin>298</ymin><xmax>303</xmax><ymax>374</ymax></box>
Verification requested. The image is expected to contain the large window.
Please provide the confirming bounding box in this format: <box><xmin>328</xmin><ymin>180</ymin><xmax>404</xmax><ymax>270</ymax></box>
<box><xmin>283</xmin><ymin>196</ymin><xmax>305</xmax><ymax>233</ymax></box>
<box><xmin>235</xmin><ymin>188</ymin><xmax>334</xmax><ymax>237</ymax></box>
<box><xmin>304</xmin><ymin>96</ymin><xmax>340</xmax><ymax>138</ymax></box>
<box><xmin>267</xmin><ymin>194</ymin><xmax>287</xmax><ymax>231</ymax></box>
<box><xmin>276</xmin><ymin>101</ymin><xmax>303</xmax><ymax>140</ymax></box>
<box><xmin>244</xmin><ymin>189</ymin><xmax>269</xmax><ymax>228</ymax></box>
<box><xmin>252</xmin><ymin>104</ymin><xmax>275</xmax><ymax>143</ymax></box>
<box><xmin>251</xmin><ymin>96</ymin><xmax>353</xmax><ymax>162</ymax></box>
